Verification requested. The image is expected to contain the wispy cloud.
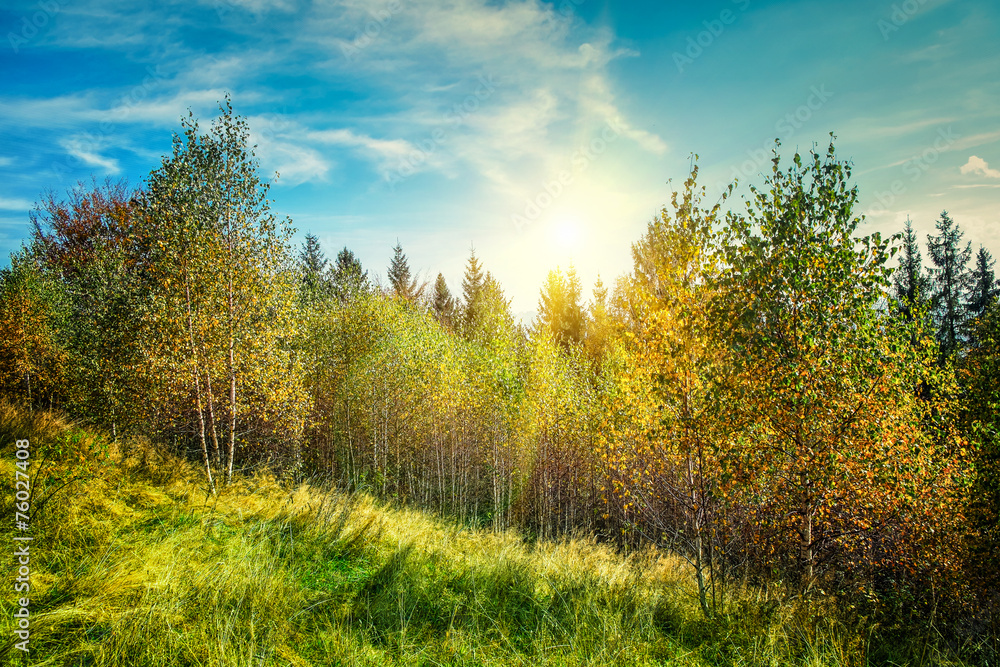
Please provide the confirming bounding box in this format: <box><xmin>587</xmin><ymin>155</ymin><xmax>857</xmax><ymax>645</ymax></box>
<box><xmin>0</xmin><ymin>197</ymin><xmax>35</xmax><ymax>210</ymax></box>
<box><xmin>61</xmin><ymin>136</ymin><xmax>121</xmax><ymax>174</ymax></box>
<box><xmin>297</xmin><ymin>0</ymin><xmax>665</xmax><ymax>194</ymax></box>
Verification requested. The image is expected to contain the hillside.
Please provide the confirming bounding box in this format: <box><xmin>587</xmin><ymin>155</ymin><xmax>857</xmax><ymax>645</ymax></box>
<box><xmin>0</xmin><ymin>403</ymin><xmax>963</xmax><ymax>667</ymax></box>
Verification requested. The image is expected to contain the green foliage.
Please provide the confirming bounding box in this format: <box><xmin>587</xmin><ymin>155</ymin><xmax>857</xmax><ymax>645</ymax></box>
<box><xmin>4</xmin><ymin>111</ymin><xmax>997</xmax><ymax>660</ymax></box>
<box><xmin>0</xmin><ymin>249</ymin><xmax>70</xmax><ymax>408</ymax></box>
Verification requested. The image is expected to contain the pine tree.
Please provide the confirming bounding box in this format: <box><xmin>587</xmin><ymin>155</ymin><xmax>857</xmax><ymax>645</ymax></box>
<box><xmin>927</xmin><ymin>211</ymin><xmax>973</xmax><ymax>357</ymax></box>
<box><xmin>431</xmin><ymin>272</ymin><xmax>455</xmax><ymax>328</ymax></box>
<box><xmin>331</xmin><ymin>246</ymin><xmax>369</xmax><ymax>302</ymax></box>
<box><xmin>387</xmin><ymin>241</ymin><xmax>423</xmax><ymax>303</ymax></box>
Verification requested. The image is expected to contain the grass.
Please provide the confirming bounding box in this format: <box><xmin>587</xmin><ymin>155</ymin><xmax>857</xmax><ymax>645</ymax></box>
<box><xmin>0</xmin><ymin>403</ymin><xmax>969</xmax><ymax>666</ymax></box>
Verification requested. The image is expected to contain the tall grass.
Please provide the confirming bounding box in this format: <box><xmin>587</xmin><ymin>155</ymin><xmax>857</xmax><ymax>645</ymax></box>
<box><xmin>0</xmin><ymin>403</ymin><xmax>970</xmax><ymax>666</ymax></box>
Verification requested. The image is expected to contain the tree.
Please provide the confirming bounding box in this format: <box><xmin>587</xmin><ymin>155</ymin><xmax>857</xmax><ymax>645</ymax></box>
<box><xmin>966</xmin><ymin>245</ymin><xmax>998</xmax><ymax>325</ymax></box>
<box><xmin>719</xmin><ymin>139</ymin><xmax>952</xmax><ymax>591</ymax></box>
<box><xmin>26</xmin><ymin>178</ymin><xmax>147</xmax><ymax>432</ymax></box>
<box><xmin>600</xmin><ymin>162</ymin><xmax>730</xmax><ymax>617</ymax></box>
<box><xmin>583</xmin><ymin>276</ymin><xmax>614</xmax><ymax>367</ymax></box>
<box><xmin>29</xmin><ymin>177</ymin><xmax>136</xmax><ymax>280</ymax></box>
<box><xmin>960</xmin><ymin>298</ymin><xmax>1000</xmax><ymax>594</ymax></box>
<box><xmin>387</xmin><ymin>241</ymin><xmax>423</xmax><ymax>303</ymax></box>
<box><xmin>331</xmin><ymin>246</ymin><xmax>369</xmax><ymax>302</ymax></box>
<box><xmin>460</xmin><ymin>247</ymin><xmax>485</xmax><ymax>337</ymax></box>
<box><xmin>927</xmin><ymin>211</ymin><xmax>973</xmax><ymax>357</ymax></box>
<box><xmin>466</xmin><ymin>272</ymin><xmax>516</xmax><ymax>347</ymax></box>
<box><xmin>536</xmin><ymin>266</ymin><xmax>585</xmax><ymax>349</ymax></box>
<box><xmin>143</xmin><ymin>98</ymin><xmax>307</xmax><ymax>489</ymax></box>
<box><xmin>299</xmin><ymin>233</ymin><xmax>331</xmax><ymax>303</ymax></box>
<box><xmin>892</xmin><ymin>217</ymin><xmax>931</xmax><ymax>329</ymax></box>
<box><xmin>431</xmin><ymin>272</ymin><xmax>456</xmax><ymax>328</ymax></box>
<box><xmin>0</xmin><ymin>249</ymin><xmax>69</xmax><ymax>408</ymax></box>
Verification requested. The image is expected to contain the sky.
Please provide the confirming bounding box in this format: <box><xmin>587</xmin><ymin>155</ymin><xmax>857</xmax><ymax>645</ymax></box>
<box><xmin>1</xmin><ymin>0</ymin><xmax>998</xmax><ymax>319</ymax></box>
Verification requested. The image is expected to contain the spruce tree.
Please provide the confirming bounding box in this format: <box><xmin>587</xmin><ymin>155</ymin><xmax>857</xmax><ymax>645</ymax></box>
<box><xmin>331</xmin><ymin>246</ymin><xmax>369</xmax><ymax>302</ymax></box>
<box><xmin>967</xmin><ymin>245</ymin><xmax>998</xmax><ymax>323</ymax></box>
<box><xmin>387</xmin><ymin>241</ymin><xmax>422</xmax><ymax>303</ymax></box>
<box><xmin>460</xmin><ymin>247</ymin><xmax>485</xmax><ymax>337</ymax></box>
<box><xmin>536</xmin><ymin>265</ymin><xmax>584</xmax><ymax>348</ymax></box>
<box><xmin>892</xmin><ymin>218</ymin><xmax>930</xmax><ymax>322</ymax></box>
<box><xmin>299</xmin><ymin>233</ymin><xmax>330</xmax><ymax>302</ymax></box>
<box><xmin>927</xmin><ymin>211</ymin><xmax>973</xmax><ymax>357</ymax></box>
<box><xmin>431</xmin><ymin>272</ymin><xmax>455</xmax><ymax>328</ymax></box>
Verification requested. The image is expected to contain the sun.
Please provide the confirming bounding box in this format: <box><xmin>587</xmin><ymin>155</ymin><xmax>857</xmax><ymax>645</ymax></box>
<box><xmin>550</xmin><ymin>217</ymin><xmax>583</xmax><ymax>251</ymax></box>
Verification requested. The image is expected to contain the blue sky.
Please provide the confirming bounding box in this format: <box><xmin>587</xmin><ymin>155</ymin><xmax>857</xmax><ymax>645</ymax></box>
<box><xmin>1</xmin><ymin>0</ymin><xmax>998</xmax><ymax>317</ymax></box>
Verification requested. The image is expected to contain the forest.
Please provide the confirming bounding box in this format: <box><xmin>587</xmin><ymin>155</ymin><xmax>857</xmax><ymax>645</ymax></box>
<box><xmin>1</xmin><ymin>101</ymin><xmax>999</xmax><ymax>663</ymax></box>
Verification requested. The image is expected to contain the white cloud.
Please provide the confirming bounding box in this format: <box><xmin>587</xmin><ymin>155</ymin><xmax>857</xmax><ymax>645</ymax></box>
<box><xmin>308</xmin><ymin>128</ymin><xmax>416</xmax><ymax>162</ymax></box>
<box><xmin>949</xmin><ymin>130</ymin><xmax>1000</xmax><ymax>152</ymax></box>
<box><xmin>961</xmin><ymin>155</ymin><xmax>1000</xmax><ymax>179</ymax></box>
<box><xmin>299</xmin><ymin>0</ymin><xmax>666</xmax><ymax>193</ymax></box>
<box><xmin>0</xmin><ymin>197</ymin><xmax>34</xmax><ymax>211</ymax></box>
<box><xmin>0</xmin><ymin>157</ymin><xmax>12</xmax><ymax>167</ymax></box>
<box><xmin>253</xmin><ymin>136</ymin><xmax>330</xmax><ymax>186</ymax></box>
<box><xmin>61</xmin><ymin>136</ymin><xmax>121</xmax><ymax>174</ymax></box>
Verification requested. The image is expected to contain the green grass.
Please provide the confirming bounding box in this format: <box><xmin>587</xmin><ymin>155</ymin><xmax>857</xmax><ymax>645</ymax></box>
<box><xmin>0</xmin><ymin>404</ymin><xmax>971</xmax><ymax>666</ymax></box>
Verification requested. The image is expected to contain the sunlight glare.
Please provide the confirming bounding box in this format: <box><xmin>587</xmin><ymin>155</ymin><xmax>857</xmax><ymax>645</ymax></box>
<box><xmin>550</xmin><ymin>217</ymin><xmax>583</xmax><ymax>251</ymax></box>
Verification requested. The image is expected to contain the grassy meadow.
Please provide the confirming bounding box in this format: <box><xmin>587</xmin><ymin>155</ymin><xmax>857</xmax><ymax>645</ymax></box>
<box><xmin>0</xmin><ymin>403</ymin><xmax>970</xmax><ymax>667</ymax></box>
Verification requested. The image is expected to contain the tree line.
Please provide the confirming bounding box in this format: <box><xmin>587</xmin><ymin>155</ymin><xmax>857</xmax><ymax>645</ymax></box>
<box><xmin>1</xmin><ymin>104</ymin><xmax>998</xmax><ymax>651</ymax></box>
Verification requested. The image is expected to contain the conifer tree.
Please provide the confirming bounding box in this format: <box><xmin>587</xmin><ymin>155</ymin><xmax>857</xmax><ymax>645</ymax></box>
<box><xmin>584</xmin><ymin>275</ymin><xmax>613</xmax><ymax>365</ymax></box>
<box><xmin>967</xmin><ymin>245</ymin><xmax>998</xmax><ymax>324</ymax></box>
<box><xmin>927</xmin><ymin>211</ymin><xmax>973</xmax><ymax>357</ymax></box>
<box><xmin>331</xmin><ymin>246</ymin><xmax>369</xmax><ymax>302</ymax></box>
<box><xmin>460</xmin><ymin>246</ymin><xmax>485</xmax><ymax>337</ymax></box>
<box><xmin>387</xmin><ymin>241</ymin><xmax>423</xmax><ymax>303</ymax></box>
<box><xmin>892</xmin><ymin>218</ymin><xmax>931</xmax><ymax>326</ymax></box>
<box><xmin>536</xmin><ymin>266</ymin><xmax>584</xmax><ymax>349</ymax></box>
<box><xmin>431</xmin><ymin>272</ymin><xmax>455</xmax><ymax>328</ymax></box>
<box><xmin>299</xmin><ymin>233</ymin><xmax>330</xmax><ymax>302</ymax></box>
